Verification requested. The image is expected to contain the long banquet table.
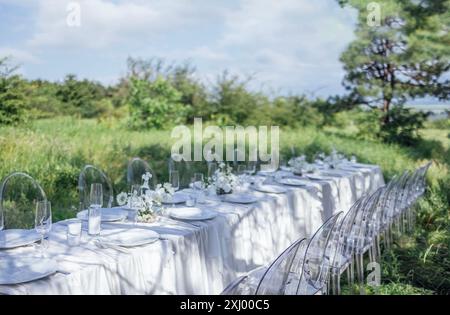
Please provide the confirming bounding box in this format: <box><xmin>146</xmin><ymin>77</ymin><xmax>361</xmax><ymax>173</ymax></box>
<box><xmin>0</xmin><ymin>163</ymin><xmax>384</xmax><ymax>295</ymax></box>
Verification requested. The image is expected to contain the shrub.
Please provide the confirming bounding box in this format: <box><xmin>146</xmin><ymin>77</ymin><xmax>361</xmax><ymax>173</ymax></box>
<box><xmin>127</xmin><ymin>77</ymin><xmax>188</xmax><ymax>129</ymax></box>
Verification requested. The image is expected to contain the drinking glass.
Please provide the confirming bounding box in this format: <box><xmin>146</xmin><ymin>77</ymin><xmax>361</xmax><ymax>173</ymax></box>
<box><xmin>169</xmin><ymin>170</ymin><xmax>180</xmax><ymax>207</ymax></box>
<box><xmin>236</xmin><ymin>165</ymin><xmax>246</xmax><ymax>176</ymax></box>
<box><xmin>35</xmin><ymin>200</ymin><xmax>52</xmax><ymax>256</ymax></box>
<box><xmin>130</xmin><ymin>184</ymin><xmax>142</xmax><ymax>209</ymax></box>
<box><xmin>67</xmin><ymin>219</ymin><xmax>82</xmax><ymax>246</ymax></box>
<box><xmin>90</xmin><ymin>183</ymin><xmax>103</xmax><ymax>208</ymax></box>
<box><xmin>88</xmin><ymin>183</ymin><xmax>103</xmax><ymax>236</ymax></box>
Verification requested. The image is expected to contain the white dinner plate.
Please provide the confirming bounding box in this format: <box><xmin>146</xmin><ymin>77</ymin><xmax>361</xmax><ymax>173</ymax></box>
<box><xmin>0</xmin><ymin>257</ymin><xmax>57</xmax><ymax>285</ymax></box>
<box><xmin>277</xmin><ymin>178</ymin><xmax>307</xmax><ymax>186</ymax></box>
<box><xmin>252</xmin><ymin>184</ymin><xmax>287</xmax><ymax>194</ymax></box>
<box><xmin>223</xmin><ymin>193</ymin><xmax>258</xmax><ymax>204</ymax></box>
<box><xmin>161</xmin><ymin>193</ymin><xmax>189</xmax><ymax>205</ymax></box>
<box><xmin>306</xmin><ymin>174</ymin><xmax>330</xmax><ymax>181</ymax></box>
<box><xmin>76</xmin><ymin>208</ymin><xmax>128</xmax><ymax>222</ymax></box>
<box><xmin>98</xmin><ymin>228</ymin><xmax>160</xmax><ymax>247</ymax></box>
<box><xmin>168</xmin><ymin>207</ymin><xmax>218</xmax><ymax>221</ymax></box>
<box><xmin>0</xmin><ymin>229</ymin><xmax>42</xmax><ymax>249</ymax></box>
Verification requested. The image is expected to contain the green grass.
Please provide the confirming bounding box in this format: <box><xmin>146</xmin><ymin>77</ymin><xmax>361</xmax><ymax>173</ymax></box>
<box><xmin>0</xmin><ymin>116</ymin><xmax>449</xmax><ymax>294</ymax></box>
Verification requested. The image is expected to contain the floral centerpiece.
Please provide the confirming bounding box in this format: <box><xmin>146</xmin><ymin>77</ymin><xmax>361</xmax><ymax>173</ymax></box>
<box><xmin>116</xmin><ymin>172</ymin><xmax>174</xmax><ymax>223</ymax></box>
<box><xmin>209</xmin><ymin>162</ymin><xmax>238</xmax><ymax>195</ymax></box>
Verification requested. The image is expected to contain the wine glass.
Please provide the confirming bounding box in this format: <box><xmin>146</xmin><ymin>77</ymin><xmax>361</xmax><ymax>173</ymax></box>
<box><xmin>207</xmin><ymin>162</ymin><xmax>218</xmax><ymax>179</ymax></box>
<box><xmin>35</xmin><ymin>200</ymin><xmax>52</xmax><ymax>257</ymax></box>
<box><xmin>169</xmin><ymin>170</ymin><xmax>179</xmax><ymax>207</ymax></box>
<box><xmin>192</xmin><ymin>173</ymin><xmax>204</xmax><ymax>190</ymax></box>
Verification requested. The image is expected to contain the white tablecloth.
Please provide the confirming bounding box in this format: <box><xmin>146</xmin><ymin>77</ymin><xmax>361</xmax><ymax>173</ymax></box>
<box><xmin>0</xmin><ymin>164</ymin><xmax>384</xmax><ymax>295</ymax></box>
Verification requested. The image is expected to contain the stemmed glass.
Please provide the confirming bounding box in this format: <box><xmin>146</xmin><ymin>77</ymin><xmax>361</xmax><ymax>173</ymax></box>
<box><xmin>88</xmin><ymin>183</ymin><xmax>103</xmax><ymax>236</ymax></box>
<box><xmin>207</xmin><ymin>162</ymin><xmax>217</xmax><ymax>179</ymax></box>
<box><xmin>169</xmin><ymin>170</ymin><xmax>180</xmax><ymax>207</ymax></box>
<box><xmin>0</xmin><ymin>206</ymin><xmax>3</xmax><ymax>232</ymax></box>
<box><xmin>35</xmin><ymin>200</ymin><xmax>52</xmax><ymax>257</ymax></box>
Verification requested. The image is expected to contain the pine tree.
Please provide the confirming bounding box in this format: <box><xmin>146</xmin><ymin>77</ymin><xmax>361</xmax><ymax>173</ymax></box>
<box><xmin>0</xmin><ymin>57</ymin><xmax>27</xmax><ymax>125</ymax></box>
<box><xmin>339</xmin><ymin>0</ymin><xmax>450</xmax><ymax>143</ymax></box>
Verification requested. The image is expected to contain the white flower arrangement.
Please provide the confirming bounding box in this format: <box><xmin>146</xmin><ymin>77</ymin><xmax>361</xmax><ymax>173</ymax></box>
<box><xmin>116</xmin><ymin>176</ymin><xmax>175</xmax><ymax>223</ymax></box>
<box><xmin>209</xmin><ymin>162</ymin><xmax>238</xmax><ymax>195</ymax></box>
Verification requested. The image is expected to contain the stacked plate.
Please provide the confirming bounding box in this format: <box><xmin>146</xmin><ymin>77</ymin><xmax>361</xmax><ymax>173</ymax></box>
<box><xmin>306</xmin><ymin>174</ymin><xmax>330</xmax><ymax>181</ymax></box>
<box><xmin>161</xmin><ymin>193</ymin><xmax>189</xmax><ymax>205</ymax></box>
<box><xmin>76</xmin><ymin>208</ymin><xmax>128</xmax><ymax>222</ymax></box>
<box><xmin>223</xmin><ymin>193</ymin><xmax>258</xmax><ymax>204</ymax></box>
<box><xmin>252</xmin><ymin>184</ymin><xmax>287</xmax><ymax>194</ymax></box>
<box><xmin>277</xmin><ymin>177</ymin><xmax>307</xmax><ymax>186</ymax></box>
<box><xmin>98</xmin><ymin>228</ymin><xmax>160</xmax><ymax>247</ymax></box>
<box><xmin>0</xmin><ymin>257</ymin><xmax>58</xmax><ymax>285</ymax></box>
<box><xmin>0</xmin><ymin>229</ymin><xmax>41</xmax><ymax>249</ymax></box>
<box><xmin>167</xmin><ymin>207</ymin><xmax>218</xmax><ymax>221</ymax></box>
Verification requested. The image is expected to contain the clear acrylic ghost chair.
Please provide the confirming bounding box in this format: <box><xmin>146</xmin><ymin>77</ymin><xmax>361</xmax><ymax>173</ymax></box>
<box><xmin>221</xmin><ymin>275</ymin><xmax>251</xmax><ymax>295</ymax></box>
<box><xmin>168</xmin><ymin>157</ymin><xmax>194</xmax><ymax>189</ymax></box>
<box><xmin>377</xmin><ymin>175</ymin><xmax>401</xmax><ymax>250</ymax></box>
<box><xmin>254</xmin><ymin>238</ymin><xmax>307</xmax><ymax>295</ymax></box>
<box><xmin>220</xmin><ymin>238</ymin><xmax>307</xmax><ymax>295</ymax></box>
<box><xmin>404</xmin><ymin>162</ymin><xmax>431</xmax><ymax>232</ymax></box>
<box><xmin>352</xmin><ymin>188</ymin><xmax>385</xmax><ymax>294</ymax></box>
<box><xmin>127</xmin><ymin>157</ymin><xmax>157</xmax><ymax>190</ymax></box>
<box><xmin>78</xmin><ymin>165</ymin><xmax>114</xmax><ymax>210</ymax></box>
<box><xmin>329</xmin><ymin>197</ymin><xmax>367</xmax><ymax>295</ymax></box>
<box><xmin>292</xmin><ymin>212</ymin><xmax>343</xmax><ymax>295</ymax></box>
<box><xmin>0</xmin><ymin>172</ymin><xmax>47</xmax><ymax>230</ymax></box>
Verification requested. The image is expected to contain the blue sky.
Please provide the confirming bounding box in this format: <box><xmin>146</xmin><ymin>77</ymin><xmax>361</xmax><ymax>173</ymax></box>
<box><xmin>0</xmin><ymin>0</ymin><xmax>362</xmax><ymax>97</ymax></box>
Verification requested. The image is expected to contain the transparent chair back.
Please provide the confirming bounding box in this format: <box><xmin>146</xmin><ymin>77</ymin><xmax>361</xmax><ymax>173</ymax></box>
<box><xmin>221</xmin><ymin>276</ymin><xmax>251</xmax><ymax>295</ymax></box>
<box><xmin>78</xmin><ymin>165</ymin><xmax>114</xmax><ymax>209</ymax></box>
<box><xmin>0</xmin><ymin>172</ymin><xmax>47</xmax><ymax>229</ymax></box>
<box><xmin>294</xmin><ymin>212</ymin><xmax>343</xmax><ymax>295</ymax></box>
<box><xmin>168</xmin><ymin>157</ymin><xmax>196</xmax><ymax>189</ymax></box>
<box><xmin>331</xmin><ymin>197</ymin><xmax>365</xmax><ymax>269</ymax></box>
<box><xmin>255</xmin><ymin>238</ymin><xmax>306</xmax><ymax>295</ymax></box>
<box><xmin>127</xmin><ymin>157</ymin><xmax>157</xmax><ymax>189</ymax></box>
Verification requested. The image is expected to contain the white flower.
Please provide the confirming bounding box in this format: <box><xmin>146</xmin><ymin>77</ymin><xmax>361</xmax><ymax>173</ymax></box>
<box><xmin>142</xmin><ymin>172</ymin><xmax>152</xmax><ymax>181</ymax></box>
<box><xmin>116</xmin><ymin>192</ymin><xmax>128</xmax><ymax>206</ymax></box>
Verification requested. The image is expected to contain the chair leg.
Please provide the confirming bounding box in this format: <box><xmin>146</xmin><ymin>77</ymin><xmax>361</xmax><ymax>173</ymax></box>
<box><xmin>355</xmin><ymin>252</ymin><xmax>365</xmax><ymax>295</ymax></box>
<box><xmin>369</xmin><ymin>246</ymin><xmax>374</xmax><ymax>263</ymax></box>
<box><xmin>334</xmin><ymin>271</ymin><xmax>341</xmax><ymax>295</ymax></box>
<box><xmin>376</xmin><ymin>234</ymin><xmax>382</xmax><ymax>260</ymax></box>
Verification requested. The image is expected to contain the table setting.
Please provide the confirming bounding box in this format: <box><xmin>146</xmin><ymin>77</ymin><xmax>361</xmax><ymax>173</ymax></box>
<box><xmin>0</xmin><ymin>151</ymin><xmax>384</xmax><ymax>295</ymax></box>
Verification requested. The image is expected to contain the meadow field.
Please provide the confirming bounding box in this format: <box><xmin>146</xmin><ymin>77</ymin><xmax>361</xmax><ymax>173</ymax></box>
<box><xmin>0</xmin><ymin>116</ymin><xmax>449</xmax><ymax>294</ymax></box>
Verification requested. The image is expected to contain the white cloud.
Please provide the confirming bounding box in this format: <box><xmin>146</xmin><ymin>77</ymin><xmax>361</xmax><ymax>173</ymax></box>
<box><xmin>26</xmin><ymin>0</ymin><xmax>231</xmax><ymax>50</ymax></box>
<box><xmin>1</xmin><ymin>0</ymin><xmax>358</xmax><ymax>95</ymax></box>
<box><xmin>0</xmin><ymin>47</ymin><xmax>39</xmax><ymax>64</ymax></box>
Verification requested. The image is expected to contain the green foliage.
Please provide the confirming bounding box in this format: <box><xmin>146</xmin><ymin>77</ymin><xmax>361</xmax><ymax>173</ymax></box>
<box><xmin>428</xmin><ymin>117</ymin><xmax>450</xmax><ymax>130</ymax></box>
<box><xmin>127</xmin><ymin>76</ymin><xmax>187</xmax><ymax>129</ymax></box>
<box><xmin>338</xmin><ymin>0</ymin><xmax>450</xmax><ymax>144</ymax></box>
<box><xmin>0</xmin><ymin>57</ymin><xmax>27</xmax><ymax>125</ymax></box>
<box><xmin>379</xmin><ymin>105</ymin><xmax>428</xmax><ymax>145</ymax></box>
<box><xmin>55</xmin><ymin>74</ymin><xmax>107</xmax><ymax>118</ymax></box>
<box><xmin>209</xmin><ymin>71</ymin><xmax>260</xmax><ymax>125</ymax></box>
